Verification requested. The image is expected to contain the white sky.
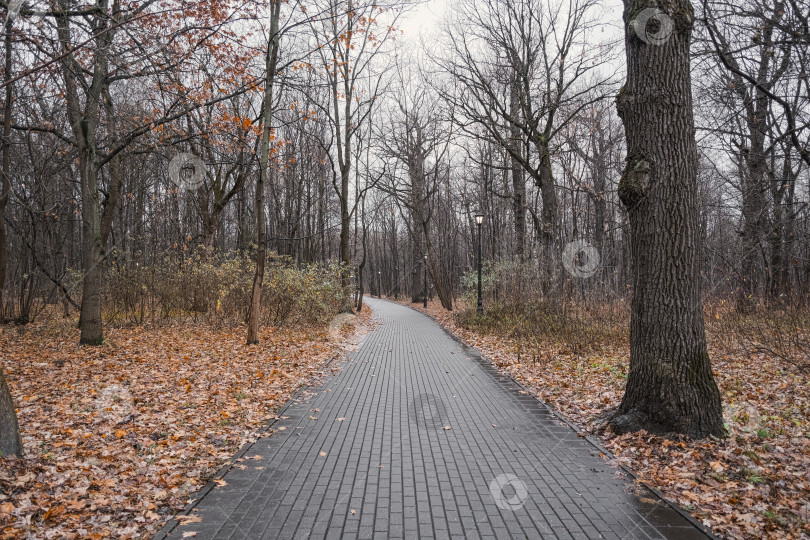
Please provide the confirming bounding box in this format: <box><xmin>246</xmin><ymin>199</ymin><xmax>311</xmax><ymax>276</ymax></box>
<box><xmin>398</xmin><ymin>0</ymin><xmax>626</xmax><ymax>46</ymax></box>
<box><xmin>398</xmin><ymin>0</ymin><xmax>448</xmax><ymax>42</ymax></box>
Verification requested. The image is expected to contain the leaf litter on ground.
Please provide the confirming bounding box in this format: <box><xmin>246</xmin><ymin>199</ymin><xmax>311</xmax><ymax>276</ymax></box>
<box><xmin>0</xmin><ymin>306</ymin><xmax>372</xmax><ymax>539</ymax></box>
<box><xmin>406</xmin><ymin>299</ymin><xmax>809</xmax><ymax>540</ymax></box>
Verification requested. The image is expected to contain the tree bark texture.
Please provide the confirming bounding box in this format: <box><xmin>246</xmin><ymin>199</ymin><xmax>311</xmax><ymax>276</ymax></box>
<box><xmin>612</xmin><ymin>0</ymin><xmax>724</xmax><ymax>438</ymax></box>
<box><xmin>509</xmin><ymin>72</ymin><xmax>526</xmax><ymax>260</ymax></box>
<box><xmin>0</xmin><ymin>366</ymin><xmax>22</xmax><ymax>458</ymax></box>
<box><xmin>0</xmin><ymin>18</ymin><xmax>20</xmax><ymax>458</ymax></box>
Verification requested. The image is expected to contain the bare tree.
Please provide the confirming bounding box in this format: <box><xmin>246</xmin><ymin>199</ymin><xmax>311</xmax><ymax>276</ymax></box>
<box><xmin>378</xmin><ymin>60</ymin><xmax>455</xmax><ymax>309</ymax></box>
<box><xmin>305</xmin><ymin>0</ymin><xmax>403</xmax><ymax>307</ymax></box>
<box><xmin>434</xmin><ymin>0</ymin><xmax>617</xmax><ymax>272</ymax></box>
<box><xmin>699</xmin><ymin>0</ymin><xmax>810</xmax><ymax>305</ymax></box>
<box><xmin>247</xmin><ymin>0</ymin><xmax>282</xmax><ymax>345</ymax></box>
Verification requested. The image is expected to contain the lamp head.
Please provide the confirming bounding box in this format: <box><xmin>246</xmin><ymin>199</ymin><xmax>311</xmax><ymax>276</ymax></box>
<box><xmin>474</xmin><ymin>210</ymin><xmax>485</xmax><ymax>225</ymax></box>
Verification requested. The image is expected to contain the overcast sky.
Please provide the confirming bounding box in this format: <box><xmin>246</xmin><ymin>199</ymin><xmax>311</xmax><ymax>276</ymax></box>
<box><xmin>398</xmin><ymin>0</ymin><xmax>626</xmax><ymax>46</ymax></box>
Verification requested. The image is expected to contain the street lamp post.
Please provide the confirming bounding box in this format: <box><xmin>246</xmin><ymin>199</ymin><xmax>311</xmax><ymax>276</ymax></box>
<box><xmin>423</xmin><ymin>254</ymin><xmax>428</xmax><ymax>308</ymax></box>
<box><xmin>394</xmin><ymin>265</ymin><xmax>399</xmax><ymax>299</ymax></box>
<box><xmin>378</xmin><ymin>270</ymin><xmax>382</xmax><ymax>298</ymax></box>
<box><xmin>475</xmin><ymin>210</ymin><xmax>485</xmax><ymax>315</ymax></box>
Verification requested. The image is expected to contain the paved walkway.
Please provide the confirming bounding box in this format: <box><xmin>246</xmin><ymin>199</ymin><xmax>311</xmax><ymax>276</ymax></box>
<box><xmin>158</xmin><ymin>299</ymin><xmax>711</xmax><ymax>539</ymax></box>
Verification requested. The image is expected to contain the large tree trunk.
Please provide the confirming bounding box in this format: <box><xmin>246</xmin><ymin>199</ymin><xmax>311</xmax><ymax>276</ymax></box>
<box><xmin>0</xmin><ymin>366</ymin><xmax>21</xmax><ymax>458</ymax></box>
<box><xmin>534</xmin><ymin>142</ymin><xmax>557</xmax><ymax>253</ymax></box>
<box><xmin>247</xmin><ymin>0</ymin><xmax>280</xmax><ymax>344</ymax></box>
<box><xmin>56</xmin><ymin>0</ymin><xmax>113</xmax><ymax>345</ymax></box>
<box><xmin>333</xmin><ymin>60</ymin><xmax>353</xmax><ymax>311</ymax></box>
<box><xmin>535</xmin><ymin>140</ymin><xmax>558</xmax><ymax>293</ymax></box>
<box><xmin>611</xmin><ymin>0</ymin><xmax>723</xmax><ymax>438</ymax></box>
<box><xmin>76</xmin><ymin>86</ymin><xmax>124</xmax><ymax>344</ymax></box>
<box><xmin>0</xmin><ymin>17</ymin><xmax>21</xmax><ymax>457</ymax></box>
<box><xmin>78</xmin><ymin>153</ymin><xmax>104</xmax><ymax>345</ymax></box>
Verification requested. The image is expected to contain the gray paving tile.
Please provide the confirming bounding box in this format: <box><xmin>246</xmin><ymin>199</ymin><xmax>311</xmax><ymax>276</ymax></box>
<box><xmin>158</xmin><ymin>299</ymin><xmax>711</xmax><ymax>540</ymax></box>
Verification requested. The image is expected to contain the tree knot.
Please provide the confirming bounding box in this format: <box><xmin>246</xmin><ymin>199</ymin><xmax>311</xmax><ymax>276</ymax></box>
<box><xmin>618</xmin><ymin>157</ymin><xmax>652</xmax><ymax>210</ymax></box>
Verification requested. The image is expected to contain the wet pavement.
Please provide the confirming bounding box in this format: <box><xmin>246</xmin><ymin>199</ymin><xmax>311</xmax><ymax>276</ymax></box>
<box><xmin>157</xmin><ymin>298</ymin><xmax>713</xmax><ymax>539</ymax></box>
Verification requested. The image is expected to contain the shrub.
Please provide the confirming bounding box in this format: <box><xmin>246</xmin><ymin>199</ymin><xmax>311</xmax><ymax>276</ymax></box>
<box><xmin>456</xmin><ymin>260</ymin><xmax>628</xmax><ymax>352</ymax></box>
<box><xmin>96</xmin><ymin>250</ymin><xmax>345</xmax><ymax>329</ymax></box>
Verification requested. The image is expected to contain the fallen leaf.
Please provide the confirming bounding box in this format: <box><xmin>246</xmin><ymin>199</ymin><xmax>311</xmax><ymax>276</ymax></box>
<box><xmin>0</xmin><ymin>314</ymin><xmax>373</xmax><ymax>539</ymax></box>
